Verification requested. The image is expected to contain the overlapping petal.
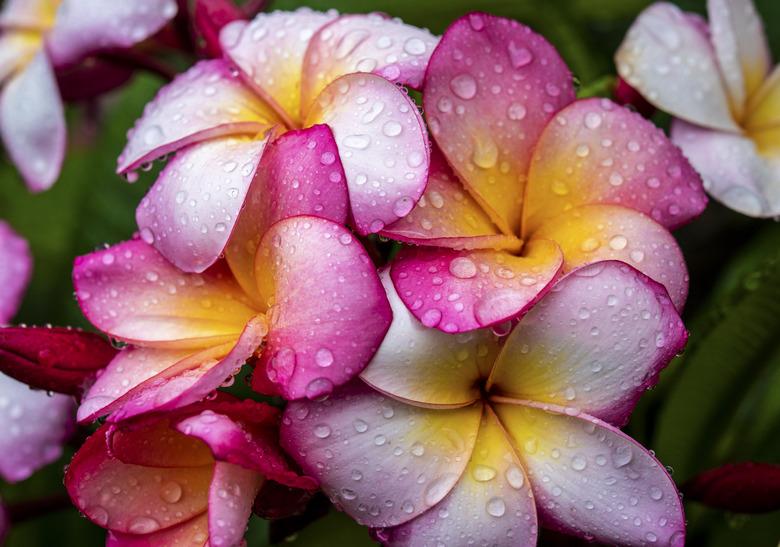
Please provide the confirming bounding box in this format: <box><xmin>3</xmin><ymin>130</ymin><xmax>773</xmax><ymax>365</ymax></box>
<box><xmin>423</xmin><ymin>12</ymin><xmax>575</xmax><ymax>234</ymax></box>
<box><xmin>305</xmin><ymin>73</ymin><xmax>429</xmax><ymax>235</ymax></box>
<box><xmin>390</xmin><ymin>240</ymin><xmax>562</xmax><ymax>333</ymax></box>
<box><xmin>0</xmin><ymin>51</ymin><xmax>65</xmax><ymax>192</ymax></box>
<box><xmin>254</xmin><ymin>216</ymin><xmax>391</xmax><ymax>399</ymax></box>
<box><xmin>522</xmin><ymin>98</ymin><xmax>707</xmax><ymax>233</ymax></box>
<box><xmin>281</xmin><ymin>381</ymin><xmax>482</xmax><ymax>527</ymax></box>
<box><xmin>46</xmin><ymin>0</ymin><xmax>178</xmax><ymax>67</ymax></box>
<box><xmin>0</xmin><ymin>31</ymin><xmax>41</xmax><ymax>83</ymax></box>
<box><xmin>615</xmin><ymin>2</ymin><xmax>738</xmax><ymax>132</ymax></box>
<box><xmin>207</xmin><ymin>462</ymin><xmax>263</xmax><ymax>547</ymax></box>
<box><xmin>495</xmin><ymin>403</ymin><xmax>685</xmax><ymax>546</ymax></box>
<box><xmin>0</xmin><ymin>0</ymin><xmax>57</xmax><ymax>29</ymax></box>
<box><xmin>73</xmin><ymin>240</ymin><xmax>256</xmax><ymax>348</ymax></box>
<box><xmin>117</xmin><ymin>60</ymin><xmax>279</xmax><ymax>174</ymax></box>
<box><xmin>107</xmin><ymin>515</ymin><xmax>208</xmax><ymax>547</ymax></box>
<box><xmin>0</xmin><ymin>221</ymin><xmax>32</xmax><ymax>324</ymax></box>
<box><xmin>490</xmin><ymin>261</ymin><xmax>686</xmax><ymax>426</ymax></box>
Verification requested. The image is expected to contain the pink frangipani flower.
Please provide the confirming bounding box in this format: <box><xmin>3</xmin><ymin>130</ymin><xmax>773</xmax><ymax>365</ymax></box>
<box><xmin>0</xmin><ymin>221</ymin><xmax>75</xmax><ymax>483</ymax></box>
<box><xmin>74</xmin><ymin>127</ymin><xmax>391</xmax><ymax>422</ymax></box>
<box><xmin>617</xmin><ymin>0</ymin><xmax>780</xmax><ymax>217</ymax></box>
<box><xmin>0</xmin><ymin>0</ymin><xmax>177</xmax><ymax>191</ymax></box>
<box><xmin>382</xmin><ymin>12</ymin><xmax>707</xmax><ymax>333</ymax></box>
<box><xmin>66</xmin><ymin>397</ymin><xmax>317</xmax><ymax>546</ymax></box>
<box><xmin>120</xmin><ymin>7</ymin><xmax>437</xmax><ymax>273</ymax></box>
<box><xmin>282</xmin><ymin>262</ymin><xmax>687</xmax><ymax>546</ymax></box>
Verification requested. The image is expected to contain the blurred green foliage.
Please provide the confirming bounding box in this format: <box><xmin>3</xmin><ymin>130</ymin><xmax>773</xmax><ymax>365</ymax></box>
<box><xmin>1</xmin><ymin>0</ymin><xmax>779</xmax><ymax>545</ymax></box>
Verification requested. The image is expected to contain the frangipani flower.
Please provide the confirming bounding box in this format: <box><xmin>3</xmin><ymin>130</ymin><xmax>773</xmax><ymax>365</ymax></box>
<box><xmin>121</xmin><ymin>7</ymin><xmax>437</xmax><ymax>273</ymax></box>
<box><xmin>0</xmin><ymin>221</ymin><xmax>75</xmax><ymax>482</ymax></box>
<box><xmin>74</xmin><ymin>127</ymin><xmax>391</xmax><ymax>421</ymax></box>
<box><xmin>382</xmin><ymin>12</ymin><xmax>707</xmax><ymax>333</ymax></box>
<box><xmin>282</xmin><ymin>262</ymin><xmax>687</xmax><ymax>546</ymax></box>
<box><xmin>616</xmin><ymin>0</ymin><xmax>780</xmax><ymax>217</ymax></box>
<box><xmin>0</xmin><ymin>0</ymin><xmax>177</xmax><ymax>191</ymax></box>
<box><xmin>66</xmin><ymin>397</ymin><xmax>317</xmax><ymax>546</ymax></box>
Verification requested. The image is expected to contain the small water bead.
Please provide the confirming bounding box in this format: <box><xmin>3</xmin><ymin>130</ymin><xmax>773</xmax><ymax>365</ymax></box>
<box><xmin>486</xmin><ymin>497</ymin><xmax>506</xmax><ymax>517</ymax></box>
<box><xmin>160</xmin><ymin>481</ymin><xmax>183</xmax><ymax>504</ymax></box>
<box><xmin>403</xmin><ymin>37</ymin><xmax>427</xmax><ymax>55</ymax></box>
<box><xmin>450</xmin><ymin>73</ymin><xmax>478</xmax><ymax>100</ymax></box>
<box><xmin>580</xmin><ymin>237</ymin><xmax>600</xmax><ymax>252</ymax></box>
<box><xmin>421</xmin><ymin>308</ymin><xmax>442</xmax><ymax>328</ymax></box>
<box><xmin>382</xmin><ymin>121</ymin><xmax>403</xmax><ymax>137</ymax></box>
<box><xmin>320</xmin><ymin>152</ymin><xmax>336</xmax><ymax>165</ymax></box>
<box><xmin>507</xmin><ymin>41</ymin><xmax>533</xmax><ymax>68</ymax></box>
<box><xmin>649</xmin><ymin>486</ymin><xmax>664</xmax><ymax>501</ymax></box>
<box><xmin>584</xmin><ymin>112</ymin><xmax>603</xmax><ymax>129</ymax></box>
<box><xmin>575</xmin><ymin>144</ymin><xmax>590</xmax><ymax>158</ymax></box>
<box><xmin>472</xmin><ymin>465</ymin><xmax>497</xmax><ymax>482</ymax></box>
<box><xmin>613</xmin><ymin>445</ymin><xmax>633</xmax><ymax>468</ymax></box>
<box><xmin>411</xmin><ymin>442</ymin><xmax>425</xmax><ymax>457</ymax></box>
<box><xmin>393</xmin><ymin>197</ymin><xmax>415</xmax><ymax>217</ymax></box>
<box><xmin>505</xmin><ymin>465</ymin><xmax>525</xmax><ymax>489</ymax></box>
<box><xmin>507</xmin><ymin>102</ymin><xmax>527</xmax><ymax>120</ymax></box>
<box><xmin>473</xmin><ymin>138</ymin><xmax>499</xmax><ymax>169</ymax></box>
<box><xmin>128</xmin><ymin>516</ymin><xmax>161</xmax><ymax>534</ymax></box>
<box><xmin>609</xmin><ymin>235</ymin><xmax>628</xmax><ymax>250</ymax></box>
<box><xmin>449</xmin><ymin>257</ymin><xmax>477</xmax><ymax>279</ymax></box>
<box><xmin>314</xmin><ymin>424</ymin><xmax>332</xmax><ymax>439</ymax></box>
<box><xmin>571</xmin><ymin>455</ymin><xmax>587</xmax><ymax>471</ymax></box>
<box><xmin>353</xmin><ymin>419</ymin><xmax>368</xmax><ymax>433</ymax></box>
<box><xmin>343</xmin><ymin>134</ymin><xmax>371</xmax><ymax>150</ymax></box>
<box><xmin>315</xmin><ymin>348</ymin><xmax>334</xmax><ymax>368</ymax></box>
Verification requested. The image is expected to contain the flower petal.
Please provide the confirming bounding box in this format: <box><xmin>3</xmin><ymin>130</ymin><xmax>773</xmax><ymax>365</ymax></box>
<box><xmin>381</xmin><ymin>147</ymin><xmax>520</xmax><ymax>250</ymax></box>
<box><xmin>0</xmin><ymin>326</ymin><xmax>115</xmax><ymax>397</ymax></box>
<box><xmin>220</xmin><ymin>8</ymin><xmax>336</xmax><ymax>125</ymax></box>
<box><xmin>117</xmin><ymin>60</ymin><xmax>278</xmax><ymax>174</ymax></box>
<box><xmin>305</xmin><ymin>73</ymin><xmax>429</xmax><ymax>235</ymax></box>
<box><xmin>207</xmin><ymin>462</ymin><xmax>263</xmax><ymax>547</ymax></box>
<box><xmin>136</xmin><ymin>136</ymin><xmax>268</xmax><ymax>273</ymax></box>
<box><xmin>523</xmin><ymin>98</ymin><xmax>706</xmax><ymax>234</ymax></box>
<box><xmin>390</xmin><ymin>240</ymin><xmax>562</xmax><ymax>333</ymax></box>
<box><xmin>683</xmin><ymin>461</ymin><xmax>780</xmax><ymax>513</ymax></box>
<box><xmin>0</xmin><ymin>372</ymin><xmax>74</xmax><ymax>482</ymax></box>
<box><xmin>300</xmin><ymin>13</ymin><xmax>437</xmax><ymax>114</ymax></box>
<box><xmin>615</xmin><ymin>2</ymin><xmax>737</xmax><ymax>131</ymax></box>
<box><xmin>107</xmin><ymin>514</ymin><xmax>208</xmax><ymax>547</ymax></box>
<box><xmin>708</xmin><ymin>0</ymin><xmax>770</xmax><ymax>116</ymax></box>
<box><xmin>0</xmin><ymin>31</ymin><xmax>41</xmax><ymax>83</ymax></box>
<box><xmin>490</xmin><ymin>261</ymin><xmax>686</xmax><ymax>426</ymax></box>
<box><xmin>382</xmin><ymin>409</ymin><xmax>538</xmax><ymax>546</ymax></box>
<box><xmin>361</xmin><ymin>271</ymin><xmax>497</xmax><ymax>407</ymax></box>
<box><xmin>0</xmin><ymin>51</ymin><xmax>65</xmax><ymax>192</ymax></box>
<box><xmin>494</xmin><ymin>403</ymin><xmax>685</xmax><ymax>547</ymax></box>
<box><xmin>0</xmin><ymin>0</ymin><xmax>57</xmax><ymax>29</ymax></box>
<box><xmin>0</xmin><ymin>221</ymin><xmax>31</xmax><ymax>323</ymax></box>
<box><xmin>281</xmin><ymin>381</ymin><xmax>482</xmax><ymax>527</ymax></box>
<box><xmin>424</xmin><ymin>12</ymin><xmax>575</xmax><ymax>234</ymax></box>
<box><xmin>253</xmin><ymin>216</ymin><xmax>391</xmax><ymax>399</ymax></box>
<box><xmin>73</xmin><ymin>240</ymin><xmax>257</xmax><ymax>348</ymax></box>
<box><xmin>530</xmin><ymin>205</ymin><xmax>689</xmax><ymax>310</ymax></box>
<box><xmin>225</xmin><ymin>125</ymin><xmax>349</xmax><ymax>301</ymax></box>
<box><xmin>671</xmin><ymin>118</ymin><xmax>780</xmax><ymax>217</ymax></box>
<box><xmin>46</xmin><ymin>0</ymin><xmax>178</xmax><ymax>66</ymax></box>
<box><xmin>745</xmin><ymin>65</ymin><xmax>780</xmax><ymax>129</ymax></box>
<box><xmin>66</xmin><ymin>425</ymin><xmax>212</xmax><ymax>534</ymax></box>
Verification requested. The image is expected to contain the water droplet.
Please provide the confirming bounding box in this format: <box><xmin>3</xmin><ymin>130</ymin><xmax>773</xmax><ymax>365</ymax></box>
<box><xmin>507</xmin><ymin>102</ymin><xmax>527</xmax><ymax>120</ymax></box>
<box><xmin>128</xmin><ymin>516</ymin><xmax>161</xmax><ymax>534</ymax></box>
<box><xmin>449</xmin><ymin>257</ymin><xmax>477</xmax><ymax>279</ymax></box>
<box><xmin>314</xmin><ymin>424</ymin><xmax>332</xmax><ymax>439</ymax></box>
<box><xmin>472</xmin><ymin>465</ymin><xmax>497</xmax><ymax>482</ymax></box>
<box><xmin>421</xmin><ymin>308</ymin><xmax>442</xmax><ymax>327</ymax></box>
<box><xmin>507</xmin><ymin>42</ymin><xmax>533</xmax><ymax>68</ymax></box>
<box><xmin>160</xmin><ymin>481</ymin><xmax>183</xmax><ymax>504</ymax></box>
<box><xmin>571</xmin><ymin>455</ymin><xmax>587</xmax><ymax>471</ymax></box>
<box><xmin>649</xmin><ymin>486</ymin><xmax>664</xmax><ymax>501</ymax></box>
<box><xmin>424</xmin><ymin>475</ymin><xmax>453</xmax><ymax>506</ymax></box>
<box><xmin>613</xmin><ymin>445</ymin><xmax>633</xmax><ymax>468</ymax></box>
<box><xmin>393</xmin><ymin>197</ymin><xmax>415</xmax><ymax>217</ymax></box>
<box><xmin>306</xmin><ymin>377</ymin><xmax>334</xmax><ymax>399</ymax></box>
<box><xmin>353</xmin><ymin>419</ymin><xmax>368</xmax><ymax>433</ymax></box>
<box><xmin>584</xmin><ymin>112</ymin><xmax>603</xmax><ymax>129</ymax></box>
<box><xmin>343</xmin><ymin>134</ymin><xmax>371</xmax><ymax>149</ymax></box>
<box><xmin>450</xmin><ymin>74</ymin><xmax>477</xmax><ymax>100</ymax></box>
<box><xmin>382</xmin><ymin>121</ymin><xmax>403</xmax><ymax>137</ymax></box>
<box><xmin>315</xmin><ymin>348</ymin><xmax>334</xmax><ymax>368</ymax></box>
<box><xmin>609</xmin><ymin>235</ymin><xmax>628</xmax><ymax>250</ymax></box>
<box><xmin>486</xmin><ymin>497</ymin><xmax>506</xmax><ymax>517</ymax></box>
<box><xmin>473</xmin><ymin>138</ymin><xmax>498</xmax><ymax>169</ymax></box>
<box><xmin>505</xmin><ymin>465</ymin><xmax>525</xmax><ymax>489</ymax></box>
<box><xmin>403</xmin><ymin>37</ymin><xmax>426</xmax><ymax>55</ymax></box>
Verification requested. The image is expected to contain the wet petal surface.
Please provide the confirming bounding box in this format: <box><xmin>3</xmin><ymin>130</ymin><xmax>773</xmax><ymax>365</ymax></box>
<box><xmin>0</xmin><ymin>222</ymin><xmax>31</xmax><ymax>324</ymax></box>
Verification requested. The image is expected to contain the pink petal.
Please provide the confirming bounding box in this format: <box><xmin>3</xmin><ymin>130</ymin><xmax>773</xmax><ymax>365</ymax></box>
<box><xmin>0</xmin><ymin>51</ymin><xmax>65</xmax><ymax>192</ymax></box>
<box><xmin>360</xmin><ymin>271</ymin><xmax>496</xmax><ymax>407</ymax></box>
<box><xmin>615</xmin><ymin>2</ymin><xmax>738</xmax><ymax>131</ymax></box>
<box><xmin>281</xmin><ymin>381</ymin><xmax>482</xmax><ymax>527</ymax></box>
<box><xmin>708</xmin><ymin>0</ymin><xmax>771</xmax><ymax>116</ymax></box>
<box><xmin>117</xmin><ymin>60</ymin><xmax>278</xmax><ymax>175</ymax></box>
<box><xmin>424</xmin><ymin>12</ymin><xmax>575</xmax><ymax>235</ymax></box>
<box><xmin>107</xmin><ymin>514</ymin><xmax>208</xmax><ymax>547</ymax></box>
<box><xmin>300</xmin><ymin>13</ymin><xmax>438</xmax><ymax>113</ymax></box>
<box><xmin>65</xmin><ymin>425</ymin><xmax>212</xmax><ymax>535</ymax></box>
<box><xmin>0</xmin><ymin>221</ymin><xmax>31</xmax><ymax>323</ymax></box>
<box><xmin>530</xmin><ymin>205</ymin><xmax>689</xmax><ymax>310</ymax></box>
<box><xmin>490</xmin><ymin>261</ymin><xmax>687</xmax><ymax>427</ymax></box>
<box><xmin>671</xmin><ymin>118</ymin><xmax>780</xmax><ymax>217</ymax></box>
<box><xmin>225</xmin><ymin>125</ymin><xmax>349</xmax><ymax>300</ymax></box>
<box><xmin>220</xmin><ymin>8</ymin><xmax>336</xmax><ymax>126</ymax></box>
<box><xmin>72</xmin><ymin>240</ymin><xmax>257</xmax><ymax>348</ymax></box>
<box><xmin>136</xmin><ymin>136</ymin><xmax>269</xmax><ymax>273</ymax></box>
<box><xmin>193</xmin><ymin>0</ymin><xmax>243</xmax><ymax>58</ymax></box>
<box><xmin>304</xmin><ymin>73</ymin><xmax>430</xmax><ymax>235</ymax></box>
<box><xmin>254</xmin><ymin>216</ymin><xmax>391</xmax><ymax>399</ymax></box>
<box><xmin>0</xmin><ymin>0</ymin><xmax>56</xmax><ymax>29</ymax></box>
<box><xmin>390</xmin><ymin>240</ymin><xmax>563</xmax><ymax>333</ymax></box>
<box><xmin>381</xmin><ymin>147</ymin><xmax>520</xmax><ymax>250</ymax></box>
<box><xmin>522</xmin><ymin>98</ymin><xmax>707</xmax><ymax>234</ymax></box>
<box><xmin>0</xmin><ymin>372</ymin><xmax>74</xmax><ymax>482</ymax></box>
<box><xmin>495</xmin><ymin>402</ymin><xmax>685</xmax><ymax>547</ymax></box>
<box><xmin>207</xmin><ymin>462</ymin><xmax>263</xmax><ymax>547</ymax></box>
<box><xmin>46</xmin><ymin>0</ymin><xmax>178</xmax><ymax>67</ymax></box>
<box><xmin>381</xmin><ymin>410</ymin><xmax>538</xmax><ymax>546</ymax></box>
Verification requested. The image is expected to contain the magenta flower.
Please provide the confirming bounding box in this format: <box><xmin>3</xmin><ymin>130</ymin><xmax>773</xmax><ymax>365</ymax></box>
<box><xmin>120</xmin><ymin>8</ymin><xmax>437</xmax><ymax>272</ymax></box>
<box><xmin>616</xmin><ymin>0</ymin><xmax>780</xmax><ymax>217</ymax></box>
<box><xmin>66</xmin><ymin>397</ymin><xmax>316</xmax><ymax>546</ymax></box>
<box><xmin>282</xmin><ymin>262</ymin><xmax>687</xmax><ymax>546</ymax></box>
<box><xmin>379</xmin><ymin>13</ymin><xmax>706</xmax><ymax>333</ymax></box>
<box><xmin>0</xmin><ymin>0</ymin><xmax>177</xmax><ymax>192</ymax></box>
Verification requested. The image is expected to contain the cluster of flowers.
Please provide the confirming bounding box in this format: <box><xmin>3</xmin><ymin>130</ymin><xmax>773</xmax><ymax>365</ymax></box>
<box><xmin>0</xmin><ymin>0</ymin><xmax>777</xmax><ymax>545</ymax></box>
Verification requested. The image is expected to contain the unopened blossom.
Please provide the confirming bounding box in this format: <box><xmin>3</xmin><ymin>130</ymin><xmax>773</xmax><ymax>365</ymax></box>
<box><xmin>120</xmin><ymin>7</ymin><xmax>437</xmax><ymax>273</ymax></box>
<box><xmin>74</xmin><ymin>127</ymin><xmax>391</xmax><ymax>422</ymax></box>
<box><xmin>0</xmin><ymin>0</ymin><xmax>177</xmax><ymax>191</ymax></box>
<box><xmin>283</xmin><ymin>262</ymin><xmax>687</xmax><ymax>546</ymax></box>
<box><xmin>617</xmin><ymin>0</ymin><xmax>780</xmax><ymax>217</ymax></box>
<box><xmin>66</xmin><ymin>397</ymin><xmax>316</xmax><ymax>546</ymax></box>
<box><xmin>381</xmin><ymin>12</ymin><xmax>707</xmax><ymax>333</ymax></box>
<box><xmin>0</xmin><ymin>221</ymin><xmax>75</xmax><ymax>482</ymax></box>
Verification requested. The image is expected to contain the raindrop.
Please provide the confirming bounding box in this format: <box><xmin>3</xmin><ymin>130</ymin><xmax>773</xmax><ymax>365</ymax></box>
<box><xmin>450</xmin><ymin>74</ymin><xmax>478</xmax><ymax>100</ymax></box>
